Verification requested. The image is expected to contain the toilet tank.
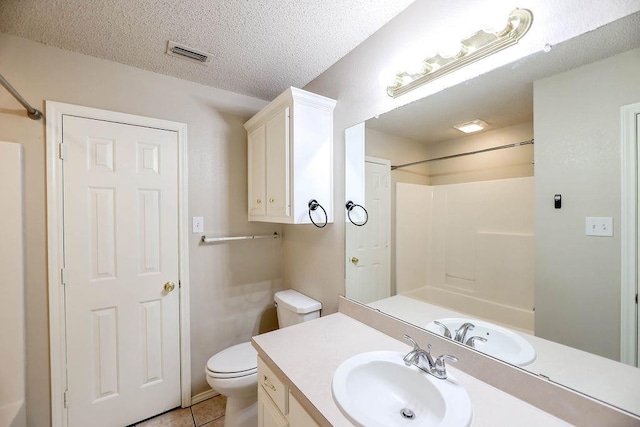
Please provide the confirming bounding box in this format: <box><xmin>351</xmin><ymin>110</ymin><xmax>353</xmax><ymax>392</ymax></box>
<box><xmin>274</xmin><ymin>290</ymin><xmax>321</xmax><ymax>328</ymax></box>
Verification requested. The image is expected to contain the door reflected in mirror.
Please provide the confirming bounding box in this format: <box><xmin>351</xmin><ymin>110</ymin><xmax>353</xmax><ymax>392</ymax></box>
<box><xmin>344</xmin><ymin>12</ymin><xmax>640</xmax><ymax>417</ymax></box>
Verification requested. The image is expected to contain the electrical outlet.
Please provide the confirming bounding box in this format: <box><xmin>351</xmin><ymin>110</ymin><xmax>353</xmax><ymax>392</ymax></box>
<box><xmin>585</xmin><ymin>217</ymin><xmax>613</xmax><ymax>237</ymax></box>
<box><xmin>192</xmin><ymin>216</ymin><xmax>204</xmax><ymax>233</ymax></box>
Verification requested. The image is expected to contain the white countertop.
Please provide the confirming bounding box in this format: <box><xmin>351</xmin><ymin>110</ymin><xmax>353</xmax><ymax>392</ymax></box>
<box><xmin>252</xmin><ymin>313</ymin><xmax>571</xmax><ymax>427</ymax></box>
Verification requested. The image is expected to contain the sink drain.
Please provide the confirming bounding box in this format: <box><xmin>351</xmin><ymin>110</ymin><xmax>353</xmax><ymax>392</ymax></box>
<box><xmin>400</xmin><ymin>408</ymin><xmax>416</xmax><ymax>420</ymax></box>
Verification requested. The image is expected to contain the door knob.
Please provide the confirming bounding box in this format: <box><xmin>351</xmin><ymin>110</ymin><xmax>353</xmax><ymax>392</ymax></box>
<box><xmin>164</xmin><ymin>282</ymin><xmax>176</xmax><ymax>293</ymax></box>
<box><xmin>351</xmin><ymin>257</ymin><xmax>359</xmax><ymax>265</ymax></box>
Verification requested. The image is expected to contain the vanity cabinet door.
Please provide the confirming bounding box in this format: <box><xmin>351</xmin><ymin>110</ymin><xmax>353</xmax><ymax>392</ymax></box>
<box><xmin>288</xmin><ymin>391</ymin><xmax>319</xmax><ymax>427</ymax></box>
<box><xmin>258</xmin><ymin>386</ymin><xmax>289</xmax><ymax>427</ymax></box>
<box><xmin>257</xmin><ymin>356</ymin><xmax>322</xmax><ymax>427</ymax></box>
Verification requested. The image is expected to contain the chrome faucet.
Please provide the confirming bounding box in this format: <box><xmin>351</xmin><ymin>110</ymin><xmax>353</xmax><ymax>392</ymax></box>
<box><xmin>465</xmin><ymin>336</ymin><xmax>488</xmax><ymax>348</ymax></box>
<box><xmin>454</xmin><ymin>323</ymin><xmax>475</xmax><ymax>343</ymax></box>
<box><xmin>402</xmin><ymin>334</ymin><xmax>458</xmax><ymax>379</ymax></box>
<box><xmin>433</xmin><ymin>321</ymin><xmax>488</xmax><ymax>349</ymax></box>
<box><xmin>433</xmin><ymin>321</ymin><xmax>452</xmax><ymax>339</ymax></box>
<box><xmin>403</xmin><ymin>334</ymin><xmax>435</xmax><ymax>370</ymax></box>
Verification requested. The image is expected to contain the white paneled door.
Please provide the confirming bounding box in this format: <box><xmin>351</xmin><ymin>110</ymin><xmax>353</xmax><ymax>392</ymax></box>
<box><xmin>345</xmin><ymin>157</ymin><xmax>391</xmax><ymax>303</ymax></box>
<box><xmin>62</xmin><ymin>116</ymin><xmax>181</xmax><ymax>426</ymax></box>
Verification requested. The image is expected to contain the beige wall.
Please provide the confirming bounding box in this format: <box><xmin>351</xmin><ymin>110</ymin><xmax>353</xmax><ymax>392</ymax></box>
<box><xmin>534</xmin><ymin>47</ymin><xmax>640</xmax><ymax>360</ymax></box>
<box><xmin>365</xmin><ymin>122</ymin><xmax>533</xmax><ymax>190</ymax></box>
<box><xmin>0</xmin><ymin>33</ymin><xmax>283</xmax><ymax>426</ymax></box>
<box><xmin>0</xmin><ymin>142</ymin><xmax>27</xmax><ymax>427</ymax></box>
<box><xmin>365</xmin><ymin>127</ymin><xmax>430</xmax><ymax>185</ymax></box>
<box><xmin>426</xmin><ymin>122</ymin><xmax>533</xmax><ymax>185</ymax></box>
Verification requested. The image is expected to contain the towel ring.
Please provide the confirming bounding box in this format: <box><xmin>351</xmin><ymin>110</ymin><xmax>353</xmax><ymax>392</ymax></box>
<box><xmin>345</xmin><ymin>201</ymin><xmax>368</xmax><ymax>226</ymax></box>
<box><xmin>308</xmin><ymin>199</ymin><xmax>328</xmax><ymax>228</ymax></box>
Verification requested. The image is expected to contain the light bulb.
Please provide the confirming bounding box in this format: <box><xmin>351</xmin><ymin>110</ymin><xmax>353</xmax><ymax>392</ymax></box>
<box><xmin>437</xmin><ymin>37</ymin><xmax>463</xmax><ymax>58</ymax></box>
<box><xmin>481</xmin><ymin>11</ymin><xmax>510</xmax><ymax>33</ymax></box>
<box><xmin>404</xmin><ymin>58</ymin><xmax>426</xmax><ymax>75</ymax></box>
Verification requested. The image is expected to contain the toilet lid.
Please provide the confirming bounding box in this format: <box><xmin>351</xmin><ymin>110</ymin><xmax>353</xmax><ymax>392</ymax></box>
<box><xmin>206</xmin><ymin>342</ymin><xmax>258</xmax><ymax>374</ymax></box>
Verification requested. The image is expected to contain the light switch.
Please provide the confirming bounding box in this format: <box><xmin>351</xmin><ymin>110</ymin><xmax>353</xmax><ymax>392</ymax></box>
<box><xmin>585</xmin><ymin>217</ymin><xmax>613</xmax><ymax>237</ymax></box>
<box><xmin>192</xmin><ymin>216</ymin><xmax>204</xmax><ymax>233</ymax></box>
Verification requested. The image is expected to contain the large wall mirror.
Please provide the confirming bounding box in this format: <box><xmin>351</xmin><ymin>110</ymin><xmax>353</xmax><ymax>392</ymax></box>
<box><xmin>344</xmin><ymin>12</ymin><xmax>640</xmax><ymax>416</ymax></box>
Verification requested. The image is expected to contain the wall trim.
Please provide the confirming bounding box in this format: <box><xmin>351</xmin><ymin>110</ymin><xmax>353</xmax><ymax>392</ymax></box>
<box><xmin>45</xmin><ymin>101</ymin><xmax>192</xmax><ymax>427</ymax></box>
<box><xmin>621</xmin><ymin>101</ymin><xmax>640</xmax><ymax>367</ymax></box>
<box><xmin>191</xmin><ymin>389</ymin><xmax>220</xmax><ymax>405</ymax></box>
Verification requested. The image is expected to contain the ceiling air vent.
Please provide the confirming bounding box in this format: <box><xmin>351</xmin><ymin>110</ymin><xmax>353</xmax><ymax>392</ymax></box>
<box><xmin>166</xmin><ymin>41</ymin><xmax>212</xmax><ymax>66</ymax></box>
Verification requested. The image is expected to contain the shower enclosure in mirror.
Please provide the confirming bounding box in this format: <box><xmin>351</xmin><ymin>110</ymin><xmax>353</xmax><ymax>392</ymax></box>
<box><xmin>344</xmin><ymin>12</ymin><xmax>640</xmax><ymax>417</ymax></box>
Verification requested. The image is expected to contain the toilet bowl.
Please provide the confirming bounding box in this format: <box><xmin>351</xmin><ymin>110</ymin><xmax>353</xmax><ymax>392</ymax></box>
<box><xmin>205</xmin><ymin>342</ymin><xmax>258</xmax><ymax>427</ymax></box>
<box><xmin>205</xmin><ymin>290</ymin><xmax>321</xmax><ymax>427</ymax></box>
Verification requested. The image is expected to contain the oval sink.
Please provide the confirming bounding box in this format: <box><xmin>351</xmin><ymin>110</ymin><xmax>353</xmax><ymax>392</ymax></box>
<box><xmin>332</xmin><ymin>351</ymin><xmax>472</xmax><ymax>427</ymax></box>
<box><xmin>425</xmin><ymin>318</ymin><xmax>536</xmax><ymax>366</ymax></box>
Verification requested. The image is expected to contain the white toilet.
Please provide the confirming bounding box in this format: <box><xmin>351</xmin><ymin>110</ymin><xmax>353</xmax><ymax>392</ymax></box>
<box><xmin>205</xmin><ymin>289</ymin><xmax>322</xmax><ymax>427</ymax></box>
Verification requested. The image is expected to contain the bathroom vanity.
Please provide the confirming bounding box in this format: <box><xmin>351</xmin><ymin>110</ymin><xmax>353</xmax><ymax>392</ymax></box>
<box><xmin>257</xmin><ymin>356</ymin><xmax>319</xmax><ymax>427</ymax></box>
<box><xmin>252</xmin><ymin>310</ymin><xmax>576</xmax><ymax>426</ymax></box>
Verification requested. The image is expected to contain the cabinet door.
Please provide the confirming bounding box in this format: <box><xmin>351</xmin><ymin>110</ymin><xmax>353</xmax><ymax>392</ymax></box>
<box><xmin>258</xmin><ymin>386</ymin><xmax>288</xmax><ymax>427</ymax></box>
<box><xmin>288</xmin><ymin>391</ymin><xmax>319</xmax><ymax>427</ymax></box>
<box><xmin>248</xmin><ymin>126</ymin><xmax>267</xmax><ymax>217</ymax></box>
<box><xmin>265</xmin><ymin>107</ymin><xmax>290</xmax><ymax>218</ymax></box>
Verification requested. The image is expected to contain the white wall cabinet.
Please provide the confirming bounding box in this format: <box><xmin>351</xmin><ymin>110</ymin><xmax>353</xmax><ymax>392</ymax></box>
<box><xmin>257</xmin><ymin>356</ymin><xmax>320</xmax><ymax>427</ymax></box>
<box><xmin>244</xmin><ymin>87</ymin><xmax>336</xmax><ymax>225</ymax></box>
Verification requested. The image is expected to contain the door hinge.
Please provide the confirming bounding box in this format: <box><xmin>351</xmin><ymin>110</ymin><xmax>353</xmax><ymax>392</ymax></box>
<box><xmin>64</xmin><ymin>390</ymin><xmax>69</xmax><ymax>408</ymax></box>
<box><xmin>178</xmin><ymin>280</ymin><xmax>182</xmax><ymax>288</ymax></box>
<box><xmin>60</xmin><ymin>268</ymin><xmax>66</xmax><ymax>286</ymax></box>
<box><xmin>636</xmin><ymin>293</ymin><xmax>638</xmax><ymax>304</ymax></box>
<box><xmin>58</xmin><ymin>142</ymin><xmax>65</xmax><ymax>160</ymax></box>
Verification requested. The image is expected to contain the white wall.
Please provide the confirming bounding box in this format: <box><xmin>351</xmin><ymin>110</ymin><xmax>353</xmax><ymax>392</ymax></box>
<box><xmin>0</xmin><ymin>33</ymin><xmax>282</xmax><ymax>426</ymax></box>
<box><xmin>395</xmin><ymin>183</ymin><xmax>432</xmax><ymax>295</ymax></box>
<box><xmin>534</xmin><ymin>47</ymin><xmax>640</xmax><ymax>360</ymax></box>
<box><xmin>401</xmin><ymin>178</ymin><xmax>535</xmax><ymax>331</ymax></box>
<box><xmin>295</xmin><ymin>0</ymin><xmax>640</xmax><ymax>316</ymax></box>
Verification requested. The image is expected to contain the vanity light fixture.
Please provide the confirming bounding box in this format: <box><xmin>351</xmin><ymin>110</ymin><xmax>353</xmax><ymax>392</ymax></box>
<box><xmin>453</xmin><ymin>119</ymin><xmax>489</xmax><ymax>133</ymax></box>
<box><xmin>386</xmin><ymin>8</ymin><xmax>533</xmax><ymax>98</ymax></box>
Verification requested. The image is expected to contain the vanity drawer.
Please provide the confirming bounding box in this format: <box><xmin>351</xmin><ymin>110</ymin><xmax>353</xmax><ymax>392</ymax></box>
<box><xmin>258</xmin><ymin>356</ymin><xmax>288</xmax><ymax>414</ymax></box>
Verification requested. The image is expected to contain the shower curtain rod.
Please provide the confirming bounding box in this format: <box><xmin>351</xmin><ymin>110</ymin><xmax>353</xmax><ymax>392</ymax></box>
<box><xmin>0</xmin><ymin>73</ymin><xmax>43</xmax><ymax>120</ymax></box>
<box><xmin>391</xmin><ymin>139</ymin><xmax>534</xmax><ymax>170</ymax></box>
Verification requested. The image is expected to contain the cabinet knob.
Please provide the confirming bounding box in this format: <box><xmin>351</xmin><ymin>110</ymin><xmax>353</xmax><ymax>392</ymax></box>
<box><xmin>257</xmin><ymin>199</ymin><xmax>262</xmax><ymax>204</ymax></box>
<box><xmin>269</xmin><ymin>198</ymin><xmax>274</xmax><ymax>204</ymax></box>
<box><xmin>351</xmin><ymin>257</ymin><xmax>359</xmax><ymax>265</ymax></box>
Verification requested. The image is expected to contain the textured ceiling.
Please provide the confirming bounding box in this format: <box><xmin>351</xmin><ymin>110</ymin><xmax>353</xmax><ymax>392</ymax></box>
<box><xmin>0</xmin><ymin>0</ymin><xmax>414</xmax><ymax>100</ymax></box>
<box><xmin>367</xmin><ymin>11</ymin><xmax>640</xmax><ymax>145</ymax></box>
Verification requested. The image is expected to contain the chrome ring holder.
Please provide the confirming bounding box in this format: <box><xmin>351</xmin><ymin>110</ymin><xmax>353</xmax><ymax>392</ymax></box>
<box><xmin>308</xmin><ymin>199</ymin><xmax>328</xmax><ymax>228</ymax></box>
<box><xmin>345</xmin><ymin>201</ymin><xmax>368</xmax><ymax>226</ymax></box>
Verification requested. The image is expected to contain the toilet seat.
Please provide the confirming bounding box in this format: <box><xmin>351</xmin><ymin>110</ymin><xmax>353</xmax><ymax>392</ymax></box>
<box><xmin>206</xmin><ymin>342</ymin><xmax>257</xmax><ymax>379</ymax></box>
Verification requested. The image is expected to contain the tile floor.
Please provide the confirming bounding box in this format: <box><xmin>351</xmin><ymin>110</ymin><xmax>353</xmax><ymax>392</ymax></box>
<box><xmin>133</xmin><ymin>394</ymin><xmax>227</xmax><ymax>427</ymax></box>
